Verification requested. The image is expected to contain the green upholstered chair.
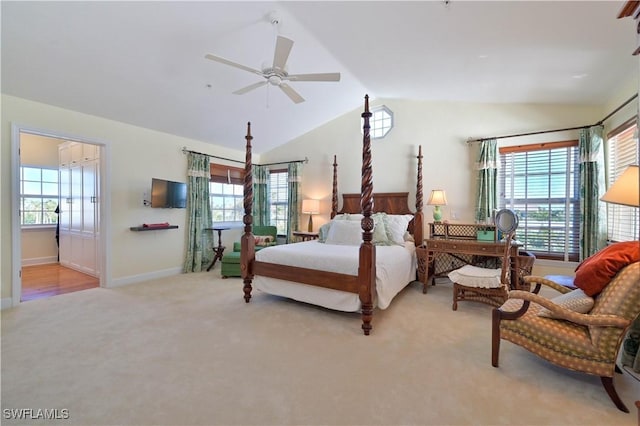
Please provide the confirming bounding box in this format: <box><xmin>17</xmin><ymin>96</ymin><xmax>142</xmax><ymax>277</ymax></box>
<box><xmin>221</xmin><ymin>226</ymin><xmax>278</xmax><ymax>278</ymax></box>
<box><xmin>492</xmin><ymin>261</ymin><xmax>640</xmax><ymax>412</ymax></box>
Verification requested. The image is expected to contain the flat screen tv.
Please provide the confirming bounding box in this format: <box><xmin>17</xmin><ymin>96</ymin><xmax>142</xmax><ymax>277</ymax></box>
<box><xmin>151</xmin><ymin>178</ymin><xmax>187</xmax><ymax>208</ymax></box>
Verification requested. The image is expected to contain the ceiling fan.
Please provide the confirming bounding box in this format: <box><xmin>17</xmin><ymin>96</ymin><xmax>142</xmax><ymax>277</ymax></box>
<box><xmin>205</xmin><ymin>35</ymin><xmax>341</xmax><ymax>104</ymax></box>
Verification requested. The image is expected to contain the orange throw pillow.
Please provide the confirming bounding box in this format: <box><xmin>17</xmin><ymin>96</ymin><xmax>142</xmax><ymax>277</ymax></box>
<box><xmin>574</xmin><ymin>241</ymin><xmax>640</xmax><ymax>296</ymax></box>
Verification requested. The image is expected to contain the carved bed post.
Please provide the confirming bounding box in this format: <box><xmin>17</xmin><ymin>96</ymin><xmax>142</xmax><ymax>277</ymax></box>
<box><xmin>241</xmin><ymin>122</ymin><xmax>255</xmax><ymax>303</ymax></box>
<box><xmin>414</xmin><ymin>145</ymin><xmax>424</xmax><ymax>245</ymax></box>
<box><xmin>331</xmin><ymin>155</ymin><xmax>338</xmax><ymax>219</ymax></box>
<box><xmin>359</xmin><ymin>95</ymin><xmax>376</xmax><ymax>335</ymax></box>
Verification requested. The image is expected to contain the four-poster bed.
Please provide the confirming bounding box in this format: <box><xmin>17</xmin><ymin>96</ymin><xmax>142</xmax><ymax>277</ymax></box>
<box><xmin>240</xmin><ymin>95</ymin><xmax>424</xmax><ymax>335</ymax></box>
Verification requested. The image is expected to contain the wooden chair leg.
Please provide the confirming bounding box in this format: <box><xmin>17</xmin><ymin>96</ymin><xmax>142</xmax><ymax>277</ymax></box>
<box><xmin>452</xmin><ymin>283</ymin><xmax>459</xmax><ymax>311</ymax></box>
<box><xmin>601</xmin><ymin>376</ymin><xmax>629</xmax><ymax>413</ymax></box>
<box><xmin>491</xmin><ymin>308</ymin><xmax>501</xmax><ymax>367</ymax></box>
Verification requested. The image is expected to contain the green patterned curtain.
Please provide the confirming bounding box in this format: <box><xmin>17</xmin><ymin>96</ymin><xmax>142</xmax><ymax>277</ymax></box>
<box><xmin>579</xmin><ymin>125</ymin><xmax>607</xmax><ymax>259</ymax></box>
<box><xmin>474</xmin><ymin>139</ymin><xmax>498</xmax><ymax>223</ymax></box>
<box><xmin>183</xmin><ymin>153</ymin><xmax>213</xmax><ymax>273</ymax></box>
<box><xmin>287</xmin><ymin>162</ymin><xmax>302</xmax><ymax>243</ymax></box>
<box><xmin>252</xmin><ymin>165</ymin><xmax>270</xmax><ymax>227</ymax></box>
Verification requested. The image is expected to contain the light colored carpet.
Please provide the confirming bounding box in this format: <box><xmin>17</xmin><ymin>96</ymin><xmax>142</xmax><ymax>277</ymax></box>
<box><xmin>2</xmin><ymin>271</ymin><xmax>638</xmax><ymax>426</ymax></box>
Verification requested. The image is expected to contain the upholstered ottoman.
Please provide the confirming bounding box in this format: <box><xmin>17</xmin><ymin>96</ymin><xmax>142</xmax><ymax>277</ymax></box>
<box><xmin>221</xmin><ymin>251</ymin><xmax>241</xmax><ymax>278</ymax></box>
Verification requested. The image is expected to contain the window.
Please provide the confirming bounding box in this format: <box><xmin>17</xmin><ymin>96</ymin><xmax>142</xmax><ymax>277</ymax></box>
<box><xmin>269</xmin><ymin>170</ymin><xmax>288</xmax><ymax>236</ymax></box>
<box><xmin>605</xmin><ymin>119</ymin><xmax>638</xmax><ymax>242</ymax></box>
<box><xmin>499</xmin><ymin>141</ymin><xmax>580</xmax><ymax>261</ymax></box>
<box><xmin>361</xmin><ymin>105</ymin><xmax>394</xmax><ymax>139</ymax></box>
<box><xmin>209</xmin><ymin>182</ymin><xmax>243</xmax><ymax>222</ymax></box>
<box><xmin>209</xmin><ymin>163</ymin><xmax>244</xmax><ymax>223</ymax></box>
<box><xmin>20</xmin><ymin>166</ymin><xmax>59</xmax><ymax>226</ymax></box>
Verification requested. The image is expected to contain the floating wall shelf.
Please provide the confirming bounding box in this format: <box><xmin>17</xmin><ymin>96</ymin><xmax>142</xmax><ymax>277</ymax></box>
<box><xmin>130</xmin><ymin>225</ymin><xmax>178</xmax><ymax>231</ymax></box>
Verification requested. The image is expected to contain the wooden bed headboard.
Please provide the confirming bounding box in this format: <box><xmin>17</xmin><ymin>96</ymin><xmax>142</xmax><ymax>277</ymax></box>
<box><xmin>330</xmin><ymin>145</ymin><xmax>424</xmax><ymax>243</ymax></box>
<box><xmin>337</xmin><ymin>192</ymin><xmax>413</xmax><ymax>215</ymax></box>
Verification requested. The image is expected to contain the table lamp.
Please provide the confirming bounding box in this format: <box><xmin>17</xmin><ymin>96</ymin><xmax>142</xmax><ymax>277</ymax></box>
<box><xmin>427</xmin><ymin>189</ymin><xmax>448</xmax><ymax>222</ymax></box>
<box><xmin>600</xmin><ymin>165</ymin><xmax>640</xmax><ymax>207</ymax></box>
<box><xmin>302</xmin><ymin>199</ymin><xmax>320</xmax><ymax>232</ymax></box>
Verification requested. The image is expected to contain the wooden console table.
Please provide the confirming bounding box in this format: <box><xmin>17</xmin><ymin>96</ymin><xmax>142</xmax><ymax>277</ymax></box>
<box><xmin>429</xmin><ymin>222</ymin><xmax>498</xmax><ymax>241</ymax></box>
<box><xmin>418</xmin><ymin>238</ymin><xmax>520</xmax><ymax>294</ymax></box>
<box><xmin>292</xmin><ymin>231</ymin><xmax>319</xmax><ymax>242</ymax></box>
<box><xmin>205</xmin><ymin>226</ymin><xmax>229</xmax><ymax>271</ymax></box>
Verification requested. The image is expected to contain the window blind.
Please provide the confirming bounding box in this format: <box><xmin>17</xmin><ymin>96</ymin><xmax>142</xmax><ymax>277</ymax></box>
<box><xmin>499</xmin><ymin>141</ymin><xmax>579</xmax><ymax>261</ymax></box>
<box><xmin>606</xmin><ymin>120</ymin><xmax>639</xmax><ymax>242</ymax></box>
<box><xmin>209</xmin><ymin>163</ymin><xmax>244</xmax><ymax>185</ymax></box>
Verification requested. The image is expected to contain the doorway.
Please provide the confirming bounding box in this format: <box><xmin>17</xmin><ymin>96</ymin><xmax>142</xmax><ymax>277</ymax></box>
<box><xmin>11</xmin><ymin>126</ymin><xmax>108</xmax><ymax>305</ymax></box>
<box><xmin>21</xmin><ymin>264</ymin><xmax>99</xmax><ymax>301</ymax></box>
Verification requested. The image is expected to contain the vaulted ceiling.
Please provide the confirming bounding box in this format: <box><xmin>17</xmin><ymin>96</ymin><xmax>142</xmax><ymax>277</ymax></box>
<box><xmin>2</xmin><ymin>1</ymin><xmax>636</xmax><ymax>153</ymax></box>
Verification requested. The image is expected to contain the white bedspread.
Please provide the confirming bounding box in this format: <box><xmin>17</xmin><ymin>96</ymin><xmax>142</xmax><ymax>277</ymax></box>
<box><xmin>254</xmin><ymin>240</ymin><xmax>416</xmax><ymax>312</ymax></box>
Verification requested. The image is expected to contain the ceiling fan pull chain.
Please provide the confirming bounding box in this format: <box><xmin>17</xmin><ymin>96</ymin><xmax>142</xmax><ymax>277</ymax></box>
<box><xmin>270</xmin><ymin>11</ymin><xmax>280</xmax><ymax>39</ymax></box>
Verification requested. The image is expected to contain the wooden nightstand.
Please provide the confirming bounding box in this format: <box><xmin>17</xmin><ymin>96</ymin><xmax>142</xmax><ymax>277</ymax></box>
<box><xmin>292</xmin><ymin>231</ymin><xmax>319</xmax><ymax>242</ymax></box>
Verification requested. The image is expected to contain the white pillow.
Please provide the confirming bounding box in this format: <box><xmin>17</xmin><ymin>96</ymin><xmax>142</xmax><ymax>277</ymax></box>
<box><xmin>447</xmin><ymin>265</ymin><xmax>503</xmax><ymax>288</ymax></box>
<box><xmin>325</xmin><ymin>220</ymin><xmax>362</xmax><ymax>245</ymax></box>
<box><xmin>537</xmin><ymin>289</ymin><xmax>595</xmax><ymax>319</ymax></box>
<box><xmin>334</xmin><ymin>213</ymin><xmax>364</xmax><ymax>221</ymax></box>
<box><xmin>372</xmin><ymin>214</ymin><xmax>392</xmax><ymax>246</ymax></box>
<box><xmin>403</xmin><ymin>231</ymin><xmax>415</xmax><ymax>243</ymax></box>
<box><xmin>318</xmin><ymin>222</ymin><xmax>332</xmax><ymax>243</ymax></box>
<box><xmin>326</xmin><ymin>213</ymin><xmax>399</xmax><ymax>245</ymax></box>
<box><xmin>382</xmin><ymin>214</ymin><xmax>413</xmax><ymax>245</ymax></box>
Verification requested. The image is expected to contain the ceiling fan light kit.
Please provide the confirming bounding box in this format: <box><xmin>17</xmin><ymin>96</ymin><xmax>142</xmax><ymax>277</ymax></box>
<box><xmin>205</xmin><ymin>32</ymin><xmax>340</xmax><ymax>104</ymax></box>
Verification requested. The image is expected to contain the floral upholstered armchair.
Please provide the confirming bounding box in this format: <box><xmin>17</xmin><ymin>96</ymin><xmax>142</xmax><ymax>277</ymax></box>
<box><xmin>491</xmin><ymin>241</ymin><xmax>640</xmax><ymax>412</ymax></box>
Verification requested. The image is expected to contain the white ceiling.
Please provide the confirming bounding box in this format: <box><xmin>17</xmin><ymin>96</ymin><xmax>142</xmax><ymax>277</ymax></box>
<box><xmin>2</xmin><ymin>1</ymin><xmax>636</xmax><ymax>154</ymax></box>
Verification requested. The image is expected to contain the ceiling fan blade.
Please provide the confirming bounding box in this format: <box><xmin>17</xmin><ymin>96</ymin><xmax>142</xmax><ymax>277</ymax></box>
<box><xmin>272</xmin><ymin>36</ymin><xmax>294</xmax><ymax>71</ymax></box>
<box><xmin>233</xmin><ymin>81</ymin><xmax>268</xmax><ymax>95</ymax></box>
<box><xmin>205</xmin><ymin>54</ymin><xmax>263</xmax><ymax>76</ymax></box>
<box><xmin>285</xmin><ymin>72</ymin><xmax>341</xmax><ymax>82</ymax></box>
<box><xmin>279</xmin><ymin>83</ymin><xmax>305</xmax><ymax>104</ymax></box>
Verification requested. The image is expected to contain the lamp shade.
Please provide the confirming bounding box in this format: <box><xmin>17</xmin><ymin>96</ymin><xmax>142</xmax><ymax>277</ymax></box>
<box><xmin>302</xmin><ymin>199</ymin><xmax>320</xmax><ymax>214</ymax></box>
<box><xmin>601</xmin><ymin>165</ymin><xmax>640</xmax><ymax>207</ymax></box>
<box><xmin>427</xmin><ymin>190</ymin><xmax>448</xmax><ymax>206</ymax></box>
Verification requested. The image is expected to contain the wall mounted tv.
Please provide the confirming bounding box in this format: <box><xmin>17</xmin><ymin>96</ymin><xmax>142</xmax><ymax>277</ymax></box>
<box><xmin>151</xmin><ymin>178</ymin><xmax>187</xmax><ymax>208</ymax></box>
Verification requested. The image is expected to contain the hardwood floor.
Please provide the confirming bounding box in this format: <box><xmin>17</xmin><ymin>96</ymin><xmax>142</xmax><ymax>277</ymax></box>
<box><xmin>21</xmin><ymin>264</ymin><xmax>99</xmax><ymax>302</ymax></box>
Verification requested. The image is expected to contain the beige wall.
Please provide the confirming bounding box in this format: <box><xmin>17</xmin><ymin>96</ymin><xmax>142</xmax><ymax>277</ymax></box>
<box><xmin>2</xmin><ymin>74</ymin><xmax>636</xmax><ymax>303</ymax></box>
<box><xmin>260</xmin><ymin>81</ymin><xmax>637</xmax><ymax>277</ymax></box>
<box><xmin>1</xmin><ymin>95</ymin><xmax>254</xmax><ymax>301</ymax></box>
<box><xmin>20</xmin><ymin>133</ymin><xmax>60</xmax><ymax>167</ymax></box>
<box><xmin>261</xmin><ymin>99</ymin><xmax>603</xmax><ymax>228</ymax></box>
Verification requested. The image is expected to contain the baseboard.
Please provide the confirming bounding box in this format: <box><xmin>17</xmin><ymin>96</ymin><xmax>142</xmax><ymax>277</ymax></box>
<box><xmin>1</xmin><ymin>298</ymin><xmax>14</xmax><ymax>310</ymax></box>
<box><xmin>1</xmin><ymin>268</ymin><xmax>182</xmax><ymax>309</ymax></box>
<box><xmin>534</xmin><ymin>258</ymin><xmax>579</xmax><ymax>268</ymax></box>
<box><xmin>109</xmin><ymin>267</ymin><xmax>183</xmax><ymax>288</ymax></box>
<box><xmin>22</xmin><ymin>256</ymin><xmax>58</xmax><ymax>266</ymax></box>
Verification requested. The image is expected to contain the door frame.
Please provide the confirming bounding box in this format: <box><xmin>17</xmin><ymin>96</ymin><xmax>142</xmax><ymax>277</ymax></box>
<box><xmin>11</xmin><ymin>123</ymin><xmax>111</xmax><ymax>306</ymax></box>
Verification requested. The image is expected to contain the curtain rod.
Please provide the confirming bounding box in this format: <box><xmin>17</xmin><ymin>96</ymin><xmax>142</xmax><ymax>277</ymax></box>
<box><xmin>181</xmin><ymin>147</ymin><xmax>308</xmax><ymax>166</ymax></box>
<box><xmin>466</xmin><ymin>93</ymin><xmax>638</xmax><ymax>144</ymax></box>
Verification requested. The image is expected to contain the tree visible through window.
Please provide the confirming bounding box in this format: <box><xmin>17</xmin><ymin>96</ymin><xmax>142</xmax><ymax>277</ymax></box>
<box><xmin>209</xmin><ymin>182</ymin><xmax>243</xmax><ymax>222</ymax></box>
<box><xmin>20</xmin><ymin>166</ymin><xmax>59</xmax><ymax>226</ymax></box>
<box><xmin>499</xmin><ymin>141</ymin><xmax>580</xmax><ymax>261</ymax></box>
<box><xmin>269</xmin><ymin>170</ymin><xmax>288</xmax><ymax>236</ymax></box>
<box><xmin>209</xmin><ymin>163</ymin><xmax>244</xmax><ymax>223</ymax></box>
<box><xmin>207</xmin><ymin>163</ymin><xmax>291</xmax><ymax>234</ymax></box>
